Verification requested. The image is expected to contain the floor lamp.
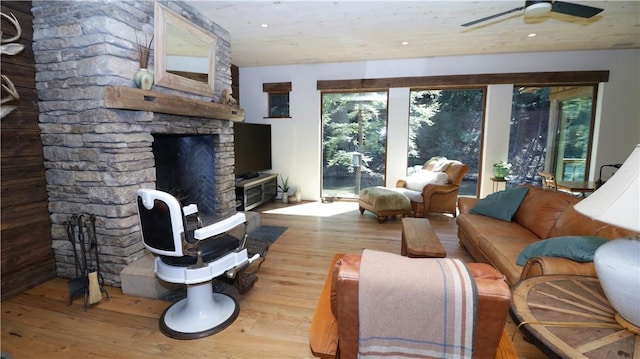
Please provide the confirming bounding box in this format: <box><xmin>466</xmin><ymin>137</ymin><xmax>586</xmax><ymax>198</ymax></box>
<box><xmin>574</xmin><ymin>144</ymin><xmax>640</xmax><ymax>334</ymax></box>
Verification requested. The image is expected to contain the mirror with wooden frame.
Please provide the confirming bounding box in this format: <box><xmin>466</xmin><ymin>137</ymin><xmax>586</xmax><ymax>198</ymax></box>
<box><xmin>154</xmin><ymin>3</ymin><xmax>217</xmax><ymax>97</ymax></box>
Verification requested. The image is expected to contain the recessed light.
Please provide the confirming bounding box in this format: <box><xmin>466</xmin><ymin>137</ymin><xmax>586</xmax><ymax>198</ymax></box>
<box><xmin>261</xmin><ymin>23</ymin><xmax>269</xmax><ymax>28</ymax></box>
<box><xmin>528</xmin><ymin>33</ymin><xmax>537</xmax><ymax>38</ymax></box>
<box><xmin>401</xmin><ymin>41</ymin><xmax>409</xmax><ymax>45</ymax></box>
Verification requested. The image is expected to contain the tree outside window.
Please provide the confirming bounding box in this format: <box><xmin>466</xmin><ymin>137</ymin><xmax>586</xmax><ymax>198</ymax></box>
<box><xmin>508</xmin><ymin>86</ymin><xmax>595</xmax><ymax>187</ymax></box>
<box><xmin>408</xmin><ymin>89</ymin><xmax>485</xmax><ymax>196</ymax></box>
<box><xmin>321</xmin><ymin>92</ymin><xmax>388</xmax><ymax>199</ymax></box>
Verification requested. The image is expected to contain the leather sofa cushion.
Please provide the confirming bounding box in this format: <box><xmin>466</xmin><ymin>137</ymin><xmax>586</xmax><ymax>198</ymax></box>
<box><xmin>477</xmin><ymin>233</ymin><xmax>539</xmax><ymax>285</ymax></box>
<box><xmin>549</xmin><ymin>205</ymin><xmax>639</xmax><ymax>239</ymax></box>
<box><xmin>514</xmin><ymin>186</ymin><xmax>578</xmax><ymax>239</ymax></box>
<box><xmin>456</xmin><ymin>212</ymin><xmax>537</xmax><ymax>248</ymax></box>
<box><xmin>458</xmin><ymin>197</ymin><xmax>478</xmax><ymax>214</ymax></box>
<box><xmin>457</xmin><ymin>213</ymin><xmax>540</xmax><ymax>284</ymax></box>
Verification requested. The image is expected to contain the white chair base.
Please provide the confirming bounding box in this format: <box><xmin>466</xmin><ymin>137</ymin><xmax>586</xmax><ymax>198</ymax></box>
<box><xmin>160</xmin><ymin>281</ymin><xmax>239</xmax><ymax>339</ymax></box>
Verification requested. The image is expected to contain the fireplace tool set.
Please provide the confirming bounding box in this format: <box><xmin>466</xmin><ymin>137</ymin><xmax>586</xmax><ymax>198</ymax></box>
<box><xmin>64</xmin><ymin>214</ymin><xmax>109</xmax><ymax>310</ymax></box>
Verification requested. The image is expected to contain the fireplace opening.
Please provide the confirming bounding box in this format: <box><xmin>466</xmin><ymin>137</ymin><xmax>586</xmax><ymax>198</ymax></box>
<box><xmin>153</xmin><ymin>134</ymin><xmax>218</xmax><ymax>216</ymax></box>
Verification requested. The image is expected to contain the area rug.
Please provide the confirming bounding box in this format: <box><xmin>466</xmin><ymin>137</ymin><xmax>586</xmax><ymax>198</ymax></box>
<box><xmin>245</xmin><ymin>225</ymin><xmax>288</xmax><ymax>257</ymax></box>
<box><xmin>160</xmin><ymin>225</ymin><xmax>287</xmax><ymax>302</ymax></box>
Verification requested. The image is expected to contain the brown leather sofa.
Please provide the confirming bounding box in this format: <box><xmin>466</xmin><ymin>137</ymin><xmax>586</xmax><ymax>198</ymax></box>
<box><xmin>396</xmin><ymin>162</ymin><xmax>470</xmax><ymax>217</ymax></box>
<box><xmin>309</xmin><ymin>254</ymin><xmax>515</xmax><ymax>359</ymax></box>
<box><xmin>457</xmin><ymin>186</ymin><xmax>638</xmax><ymax>285</ymax></box>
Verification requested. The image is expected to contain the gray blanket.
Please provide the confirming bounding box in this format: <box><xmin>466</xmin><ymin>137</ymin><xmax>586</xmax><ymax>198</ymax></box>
<box><xmin>358</xmin><ymin>250</ymin><xmax>477</xmax><ymax>358</ymax></box>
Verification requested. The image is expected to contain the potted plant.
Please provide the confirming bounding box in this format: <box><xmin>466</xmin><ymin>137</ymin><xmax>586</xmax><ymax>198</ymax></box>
<box><xmin>278</xmin><ymin>175</ymin><xmax>290</xmax><ymax>203</ymax></box>
<box><xmin>493</xmin><ymin>161</ymin><xmax>512</xmax><ymax>180</ymax></box>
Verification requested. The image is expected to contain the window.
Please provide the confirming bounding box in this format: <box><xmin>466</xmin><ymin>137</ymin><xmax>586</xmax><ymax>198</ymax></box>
<box><xmin>263</xmin><ymin>82</ymin><xmax>291</xmax><ymax>118</ymax></box>
<box><xmin>317</xmin><ymin>71</ymin><xmax>606</xmax><ymax>196</ymax></box>
<box><xmin>508</xmin><ymin>85</ymin><xmax>596</xmax><ymax>186</ymax></box>
<box><xmin>321</xmin><ymin>91</ymin><xmax>388</xmax><ymax>199</ymax></box>
<box><xmin>408</xmin><ymin>89</ymin><xmax>485</xmax><ymax>196</ymax></box>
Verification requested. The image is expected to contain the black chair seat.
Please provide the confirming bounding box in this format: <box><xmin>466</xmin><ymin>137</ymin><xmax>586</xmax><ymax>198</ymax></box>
<box><xmin>160</xmin><ymin>234</ymin><xmax>239</xmax><ymax>267</ymax></box>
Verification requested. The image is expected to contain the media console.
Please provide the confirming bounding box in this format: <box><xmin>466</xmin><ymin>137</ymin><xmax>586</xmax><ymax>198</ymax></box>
<box><xmin>235</xmin><ymin>173</ymin><xmax>278</xmax><ymax>211</ymax></box>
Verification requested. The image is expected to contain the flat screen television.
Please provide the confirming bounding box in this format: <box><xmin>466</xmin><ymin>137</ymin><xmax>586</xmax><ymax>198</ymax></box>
<box><xmin>234</xmin><ymin>122</ymin><xmax>272</xmax><ymax>179</ymax></box>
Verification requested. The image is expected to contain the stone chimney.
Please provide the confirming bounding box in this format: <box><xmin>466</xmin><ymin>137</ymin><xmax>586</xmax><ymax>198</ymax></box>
<box><xmin>32</xmin><ymin>1</ymin><xmax>236</xmax><ymax>286</ymax></box>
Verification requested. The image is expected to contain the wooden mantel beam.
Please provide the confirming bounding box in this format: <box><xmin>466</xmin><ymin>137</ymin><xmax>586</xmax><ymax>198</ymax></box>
<box><xmin>104</xmin><ymin>86</ymin><xmax>244</xmax><ymax>122</ymax></box>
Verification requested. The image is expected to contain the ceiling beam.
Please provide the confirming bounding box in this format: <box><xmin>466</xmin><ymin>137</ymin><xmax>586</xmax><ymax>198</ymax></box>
<box><xmin>317</xmin><ymin>71</ymin><xmax>609</xmax><ymax>91</ymax></box>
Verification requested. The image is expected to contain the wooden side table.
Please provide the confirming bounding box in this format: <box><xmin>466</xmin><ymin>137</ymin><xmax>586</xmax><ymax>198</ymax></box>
<box><xmin>511</xmin><ymin>275</ymin><xmax>639</xmax><ymax>358</ymax></box>
<box><xmin>490</xmin><ymin>177</ymin><xmax>507</xmax><ymax>193</ymax></box>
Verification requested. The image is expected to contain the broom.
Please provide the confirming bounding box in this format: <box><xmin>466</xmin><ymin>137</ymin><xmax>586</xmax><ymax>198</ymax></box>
<box><xmin>80</xmin><ymin>215</ymin><xmax>102</xmax><ymax>305</ymax></box>
<box><xmin>87</xmin><ymin>271</ymin><xmax>102</xmax><ymax>304</ymax></box>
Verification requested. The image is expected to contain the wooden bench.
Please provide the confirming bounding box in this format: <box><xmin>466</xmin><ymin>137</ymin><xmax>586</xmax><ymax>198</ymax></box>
<box><xmin>401</xmin><ymin>217</ymin><xmax>446</xmax><ymax>258</ymax></box>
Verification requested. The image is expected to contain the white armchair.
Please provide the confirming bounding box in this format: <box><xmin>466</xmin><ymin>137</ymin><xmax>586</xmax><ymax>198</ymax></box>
<box><xmin>396</xmin><ymin>159</ymin><xmax>469</xmax><ymax>217</ymax></box>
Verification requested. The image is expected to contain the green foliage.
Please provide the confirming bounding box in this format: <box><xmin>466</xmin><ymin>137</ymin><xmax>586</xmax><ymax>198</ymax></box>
<box><xmin>508</xmin><ymin>86</ymin><xmax>594</xmax><ymax>183</ymax></box>
<box><xmin>322</xmin><ymin>92</ymin><xmax>387</xmax><ymax>179</ymax></box>
<box><xmin>409</xmin><ymin>89</ymin><xmax>484</xmax><ymax>174</ymax></box>
<box><xmin>321</xmin><ymin>84</ymin><xmax>594</xmax><ymax>196</ymax></box>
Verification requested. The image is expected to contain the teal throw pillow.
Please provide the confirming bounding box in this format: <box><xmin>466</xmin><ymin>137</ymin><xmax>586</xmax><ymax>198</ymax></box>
<box><xmin>469</xmin><ymin>187</ymin><xmax>529</xmax><ymax>221</ymax></box>
<box><xmin>516</xmin><ymin>236</ymin><xmax>609</xmax><ymax>266</ymax></box>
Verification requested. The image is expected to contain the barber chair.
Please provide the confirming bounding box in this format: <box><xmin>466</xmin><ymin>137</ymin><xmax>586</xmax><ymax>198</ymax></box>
<box><xmin>136</xmin><ymin>189</ymin><xmax>259</xmax><ymax>339</ymax></box>
<box><xmin>309</xmin><ymin>254</ymin><xmax>516</xmax><ymax>359</ymax></box>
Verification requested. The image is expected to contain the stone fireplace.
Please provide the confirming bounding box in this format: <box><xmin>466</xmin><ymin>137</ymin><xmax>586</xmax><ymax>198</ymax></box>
<box><xmin>32</xmin><ymin>1</ymin><xmax>237</xmax><ymax>286</ymax></box>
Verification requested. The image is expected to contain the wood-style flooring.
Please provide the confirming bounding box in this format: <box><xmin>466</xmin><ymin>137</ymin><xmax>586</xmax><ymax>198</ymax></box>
<box><xmin>1</xmin><ymin>200</ymin><xmax>547</xmax><ymax>358</ymax></box>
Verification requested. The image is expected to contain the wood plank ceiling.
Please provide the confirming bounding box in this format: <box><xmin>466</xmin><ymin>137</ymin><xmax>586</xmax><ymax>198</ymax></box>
<box><xmin>185</xmin><ymin>1</ymin><xmax>640</xmax><ymax>67</ymax></box>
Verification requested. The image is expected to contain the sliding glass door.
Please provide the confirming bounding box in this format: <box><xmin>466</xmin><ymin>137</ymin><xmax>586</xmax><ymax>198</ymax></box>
<box><xmin>321</xmin><ymin>92</ymin><xmax>388</xmax><ymax>199</ymax></box>
<box><xmin>508</xmin><ymin>86</ymin><xmax>596</xmax><ymax>185</ymax></box>
<box><xmin>553</xmin><ymin>89</ymin><xmax>595</xmax><ymax>181</ymax></box>
<box><xmin>408</xmin><ymin>89</ymin><xmax>485</xmax><ymax>196</ymax></box>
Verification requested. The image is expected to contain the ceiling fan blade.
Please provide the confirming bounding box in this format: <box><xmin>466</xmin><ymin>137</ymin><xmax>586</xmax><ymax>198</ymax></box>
<box><xmin>461</xmin><ymin>6</ymin><xmax>525</xmax><ymax>27</ymax></box>
<box><xmin>551</xmin><ymin>1</ymin><xmax>604</xmax><ymax>18</ymax></box>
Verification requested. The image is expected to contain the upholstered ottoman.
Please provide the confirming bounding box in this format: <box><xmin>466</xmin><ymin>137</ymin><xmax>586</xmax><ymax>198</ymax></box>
<box><xmin>358</xmin><ymin>186</ymin><xmax>412</xmax><ymax>223</ymax></box>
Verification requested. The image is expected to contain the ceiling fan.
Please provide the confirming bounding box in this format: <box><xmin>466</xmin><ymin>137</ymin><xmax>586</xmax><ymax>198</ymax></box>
<box><xmin>461</xmin><ymin>1</ymin><xmax>604</xmax><ymax>27</ymax></box>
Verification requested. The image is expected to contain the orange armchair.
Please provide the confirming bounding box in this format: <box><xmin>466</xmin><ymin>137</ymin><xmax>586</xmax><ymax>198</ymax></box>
<box><xmin>396</xmin><ymin>162</ymin><xmax>469</xmax><ymax>217</ymax></box>
<box><xmin>309</xmin><ymin>254</ymin><xmax>516</xmax><ymax>359</ymax></box>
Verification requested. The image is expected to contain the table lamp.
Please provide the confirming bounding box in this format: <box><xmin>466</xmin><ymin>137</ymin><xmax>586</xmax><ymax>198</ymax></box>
<box><xmin>573</xmin><ymin>144</ymin><xmax>640</xmax><ymax>334</ymax></box>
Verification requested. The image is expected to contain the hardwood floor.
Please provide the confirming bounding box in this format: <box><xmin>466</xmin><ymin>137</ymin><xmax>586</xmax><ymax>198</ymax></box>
<box><xmin>1</xmin><ymin>200</ymin><xmax>547</xmax><ymax>358</ymax></box>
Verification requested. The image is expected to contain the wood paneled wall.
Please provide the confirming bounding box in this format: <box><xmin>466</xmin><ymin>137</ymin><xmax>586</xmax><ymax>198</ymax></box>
<box><xmin>1</xmin><ymin>1</ymin><xmax>56</xmax><ymax>301</ymax></box>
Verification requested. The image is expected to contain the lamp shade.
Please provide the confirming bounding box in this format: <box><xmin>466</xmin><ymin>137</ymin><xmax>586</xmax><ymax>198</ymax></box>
<box><xmin>574</xmin><ymin>144</ymin><xmax>640</xmax><ymax>333</ymax></box>
<box><xmin>574</xmin><ymin>144</ymin><xmax>640</xmax><ymax>232</ymax></box>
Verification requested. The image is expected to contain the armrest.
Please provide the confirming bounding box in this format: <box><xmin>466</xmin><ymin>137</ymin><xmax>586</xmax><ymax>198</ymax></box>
<box><xmin>467</xmin><ymin>263</ymin><xmax>512</xmax><ymax>359</ymax></box>
<box><xmin>422</xmin><ymin>183</ymin><xmax>457</xmax><ymax>197</ymax></box>
<box><xmin>421</xmin><ymin>184</ymin><xmax>458</xmax><ymax>210</ymax></box>
<box><xmin>458</xmin><ymin>197</ymin><xmax>479</xmax><ymax>214</ymax></box>
<box><xmin>193</xmin><ymin>212</ymin><xmax>246</xmax><ymax>240</ymax></box>
<box><xmin>309</xmin><ymin>254</ymin><xmax>342</xmax><ymax>359</ymax></box>
<box><xmin>183</xmin><ymin>204</ymin><xmax>198</xmax><ymax>216</ymax></box>
<box><xmin>520</xmin><ymin>256</ymin><xmax>597</xmax><ymax>280</ymax></box>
